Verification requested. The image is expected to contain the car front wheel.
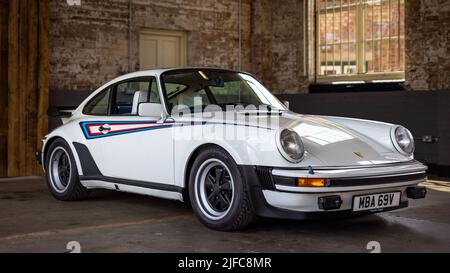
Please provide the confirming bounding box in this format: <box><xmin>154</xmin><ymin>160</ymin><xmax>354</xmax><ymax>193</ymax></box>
<box><xmin>189</xmin><ymin>147</ymin><xmax>255</xmax><ymax>231</ymax></box>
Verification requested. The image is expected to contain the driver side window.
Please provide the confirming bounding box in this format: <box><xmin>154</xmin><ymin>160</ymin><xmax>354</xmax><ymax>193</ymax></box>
<box><xmin>112</xmin><ymin>80</ymin><xmax>151</xmax><ymax>115</ymax></box>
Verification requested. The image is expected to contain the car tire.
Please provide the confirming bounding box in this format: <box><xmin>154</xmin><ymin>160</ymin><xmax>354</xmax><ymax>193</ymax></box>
<box><xmin>45</xmin><ymin>139</ymin><xmax>91</xmax><ymax>201</ymax></box>
<box><xmin>189</xmin><ymin>147</ymin><xmax>255</xmax><ymax>231</ymax></box>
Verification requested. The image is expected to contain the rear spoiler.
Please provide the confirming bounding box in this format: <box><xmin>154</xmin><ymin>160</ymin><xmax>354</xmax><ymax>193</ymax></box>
<box><xmin>47</xmin><ymin>106</ymin><xmax>77</xmax><ymax>118</ymax></box>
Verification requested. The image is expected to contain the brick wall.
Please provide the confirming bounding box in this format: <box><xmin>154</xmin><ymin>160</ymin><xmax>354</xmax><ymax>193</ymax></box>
<box><xmin>250</xmin><ymin>0</ymin><xmax>273</xmax><ymax>90</ymax></box>
<box><xmin>49</xmin><ymin>0</ymin><xmax>130</xmax><ymax>92</ymax></box>
<box><xmin>405</xmin><ymin>0</ymin><xmax>450</xmax><ymax>91</ymax></box>
<box><xmin>250</xmin><ymin>0</ymin><xmax>309</xmax><ymax>94</ymax></box>
<box><xmin>271</xmin><ymin>0</ymin><xmax>308</xmax><ymax>94</ymax></box>
<box><xmin>49</xmin><ymin>0</ymin><xmax>252</xmax><ymax>92</ymax></box>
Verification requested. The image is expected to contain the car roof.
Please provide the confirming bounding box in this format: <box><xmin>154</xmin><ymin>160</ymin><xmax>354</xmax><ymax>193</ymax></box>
<box><xmin>117</xmin><ymin>67</ymin><xmax>243</xmax><ymax>79</ymax></box>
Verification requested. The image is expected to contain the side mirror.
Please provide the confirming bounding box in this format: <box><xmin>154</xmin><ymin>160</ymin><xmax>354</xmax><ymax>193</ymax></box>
<box><xmin>283</xmin><ymin>101</ymin><xmax>290</xmax><ymax>110</ymax></box>
<box><xmin>138</xmin><ymin>103</ymin><xmax>162</xmax><ymax>117</ymax></box>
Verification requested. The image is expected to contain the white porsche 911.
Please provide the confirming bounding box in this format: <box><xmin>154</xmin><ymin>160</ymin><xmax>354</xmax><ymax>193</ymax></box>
<box><xmin>39</xmin><ymin>68</ymin><xmax>427</xmax><ymax>231</ymax></box>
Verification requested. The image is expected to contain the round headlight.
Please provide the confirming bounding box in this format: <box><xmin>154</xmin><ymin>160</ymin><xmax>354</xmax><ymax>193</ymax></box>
<box><xmin>277</xmin><ymin>129</ymin><xmax>305</xmax><ymax>163</ymax></box>
<box><xmin>393</xmin><ymin>126</ymin><xmax>415</xmax><ymax>156</ymax></box>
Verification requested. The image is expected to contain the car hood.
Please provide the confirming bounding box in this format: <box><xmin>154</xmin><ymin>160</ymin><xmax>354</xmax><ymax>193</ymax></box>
<box><xmin>223</xmin><ymin>110</ymin><xmax>407</xmax><ymax>166</ymax></box>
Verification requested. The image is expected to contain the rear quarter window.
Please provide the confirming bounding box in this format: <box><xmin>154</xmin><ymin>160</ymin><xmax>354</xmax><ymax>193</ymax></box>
<box><xmin>83</xmin><ymin>88</ymin><xmax>111</xmax><ymax>115</ymax></box>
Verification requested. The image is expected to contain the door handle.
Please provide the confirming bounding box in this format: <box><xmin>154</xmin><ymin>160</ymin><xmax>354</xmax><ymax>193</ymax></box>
<box><xmin>99</xmin><ymin>124</ymin><xmax>111</xmax><ymax>134</ymax></box>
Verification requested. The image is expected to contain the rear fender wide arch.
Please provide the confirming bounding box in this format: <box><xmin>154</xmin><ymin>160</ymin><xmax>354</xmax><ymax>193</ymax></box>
<box><xmin>43</xmin><ymin>135</ymin><xmax>84</xmax><ymax>176</ymax></box>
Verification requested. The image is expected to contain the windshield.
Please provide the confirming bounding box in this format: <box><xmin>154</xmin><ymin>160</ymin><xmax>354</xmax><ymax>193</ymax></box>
<box><xmin>161</xmin><ymin>69</ymin><xmax>287</xmax><ymax>113</ymax></box>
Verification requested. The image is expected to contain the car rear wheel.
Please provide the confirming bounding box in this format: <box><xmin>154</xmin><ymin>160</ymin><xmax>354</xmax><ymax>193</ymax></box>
<box><xmin>45</xmin><ymin>139</ymin><xmax>90</xmax><ymax>201</ymax></box>
<box><xmin>189</xmin><ymin>147</ymin><xmax>255</xmax><ymax>231</ymax></box>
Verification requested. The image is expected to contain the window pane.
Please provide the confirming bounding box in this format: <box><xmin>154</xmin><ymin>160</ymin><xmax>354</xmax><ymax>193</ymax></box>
<box><xmin>162</xmin><ymin>70</ymin><xmax>285</xmax><ymax>111</ymax></box>
<box><xmin>320</xmin><ymin>45</ymin><xmax>327</xmax><ymax>74</ymax></box>
<box><xmin>346</xmin><ymin>43</ymin><xmax>357</xmax><ymax>74</ymax></box>
<box><xmin>149</xmin><ymin>81</ymin><xmax>160</xmax><ymax>103</ymax></box>
<box><xmin>342</xmin><ymin>8</ymin><xmax>350</xmax><ymax>42</ymax></box>
<box><xmin>165</xmin><ymin>83</ymin><xmax>187</xmax><ymax>97</ymax></box>
<box><xmin>365</xmin><ymin>41</ymin><xmax>373</xmax><ymax>72</ymax></box>
<box><xmin>364</xmin><ymin>4</ymin><xmax>373</xmax><ymax>41</ymax></box>
<box><xmin>83</xmin><ymin>88</ymin><xmax>111</xmax><ymax>116</ymax></box>
<box><xmin>320</xmin><ymin>13</ymin><xmax>327</xmax><ymax>45</ymax></box>
<box><xmin>318</xmin><ymin>0</ymin><xmax>404</xmax><ymax>77</ymax></box>
<box><xmin>348</xmin><ymin>7</ymin><xmax>357</xmax><ymax>43</ymax></box>
<box><xmin>209</xmin><ymin>81</ymin><xmax>261</xmax><ymax>106</ymax></box>
<box><xmin>169</xmin><ymin>88</ymin><xmax>210</xmax><ymax>108</ymax></box>
<box><xmin>363</xmin><ymin>0</ymin><xmax>405</xmax><ymax>73</ymax></box>
<box><xmin>318</xmin><ymin>0</ymin><xmax>357</xmax><ymax>76</ymax></box>
<box><xmin>321</xmin><ymin>44</ymin><xmax>344</xmax><ymax>75</ymax></box>
<box><xmin>334</xmin><ymin>6</ymin><xmax>342</xmax><ymax>44</ymax></box>
<box><xmin>334</xmin><ymin>44</ymin><xmax>342</xmax><ymax>74</ymax></box>
<box><xmin>113</xmin><ymin>80</ymin><xmax>150</xmax><ymax>115</ymax></box>
<box><xmin>381</xmin><ymin>39</ymin><xmax>390</xmax><ymax>72</ymax></box>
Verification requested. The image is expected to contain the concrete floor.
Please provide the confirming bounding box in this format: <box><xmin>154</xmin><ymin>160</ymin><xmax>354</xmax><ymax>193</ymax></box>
<box><xmin>0</xmin><ymin>177</ymin><xmax>449</xmax><ymax>253</ymax></box>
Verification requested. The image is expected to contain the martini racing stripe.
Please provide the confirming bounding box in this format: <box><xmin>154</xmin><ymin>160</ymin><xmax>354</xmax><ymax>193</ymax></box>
<box><xmin>80</xmin><ymin>120</ymin><xmax>273</xmax><ymax>140</ymax></box>
<box><xmin>80</xmin><ymin>120</ymin><xmax>192</xmax><ymax>139</ymax></box>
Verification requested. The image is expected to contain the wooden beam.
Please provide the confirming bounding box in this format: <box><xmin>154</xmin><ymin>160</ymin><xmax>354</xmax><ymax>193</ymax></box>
<box><xmin>7</xmin><ymin>0</ymin><xmax>19</xmax><ymax>177</ymax></box>
<box><xmin>17</xmin><ymin>0</ymin><xmax>28</xmax><ymax>175</ymax></box>
<box><xmin>37</xmin><ymin>0</ymin><xmax>49</xmax><ymax>174</ymax></box>
<box><xmin>26</xmin><ymin>0</ymin><xmax>38</xmax><ymax>175</ymax></box>
<box><xmin>0</xmin><ymin>0</ymin><xmax>9</xmax><ymax>177</ymax></box>
<box><xmin>7</xmin><ymin>0</ymin><xmax>48</xmax><ymax>176</ymax></box>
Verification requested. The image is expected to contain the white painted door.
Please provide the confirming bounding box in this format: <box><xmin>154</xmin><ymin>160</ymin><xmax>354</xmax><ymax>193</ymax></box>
<box><xmin>139</xmin><ymin>30</ymin><xmax>187</xmax><ymax>70</ymax></box>
<box><xmin>84</xmin><ymin>77</ymin><xmax>174</xmax><ymax>185</ymax></box>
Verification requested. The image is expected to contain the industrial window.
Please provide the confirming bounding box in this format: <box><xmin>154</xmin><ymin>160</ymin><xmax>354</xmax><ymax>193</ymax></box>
<box><xmin>316</xmin><ymin>0</ymin><xmax>405</xmax><ymax>82</ymax></box>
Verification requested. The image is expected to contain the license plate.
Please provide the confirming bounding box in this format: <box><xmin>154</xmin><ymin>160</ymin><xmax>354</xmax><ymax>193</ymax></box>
<box><xmin>353</xmin><ymin>192</ymin><xmax>401</xmax><ymax>212</ymax></box>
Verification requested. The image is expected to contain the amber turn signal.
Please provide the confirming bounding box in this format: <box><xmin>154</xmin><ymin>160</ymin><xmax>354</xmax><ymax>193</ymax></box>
<box><xmin>297</xmin><ymin>178</ymin><xmax>326</xmax><ymax>187</ymax></box>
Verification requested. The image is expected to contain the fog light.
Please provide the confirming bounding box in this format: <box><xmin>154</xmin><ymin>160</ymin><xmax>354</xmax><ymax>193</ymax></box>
<box><xmin>407</xmin><ymin>186</ymin><xmax>427</xmax><ymax>199</ymax></box>
<box><xmin>318</xmin><ymin>195</ymin><xmax>343</xmax><ymax>211</ymax></box>
<box><xmin>298</xmin><ymin>178</ymin><xmax>327</xmax><ymax>187</ymax></box>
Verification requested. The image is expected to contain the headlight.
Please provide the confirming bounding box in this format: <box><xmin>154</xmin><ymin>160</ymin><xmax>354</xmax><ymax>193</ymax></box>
<box><xmin>392</xmin><ymin>126</ymin><xmax>415</xmax><ymax>156</ymax></box>
<box><xmin>277</xmin><ymin>129</ymin><xmax>305</xmax><ymax>163</ymax></box>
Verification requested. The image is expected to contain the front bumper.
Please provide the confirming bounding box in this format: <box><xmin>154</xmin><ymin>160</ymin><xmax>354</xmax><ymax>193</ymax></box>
<box><xmin>240</xmin><ymin>161</ymin><xmax>427</xmax><ymax>220</ymax></box>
